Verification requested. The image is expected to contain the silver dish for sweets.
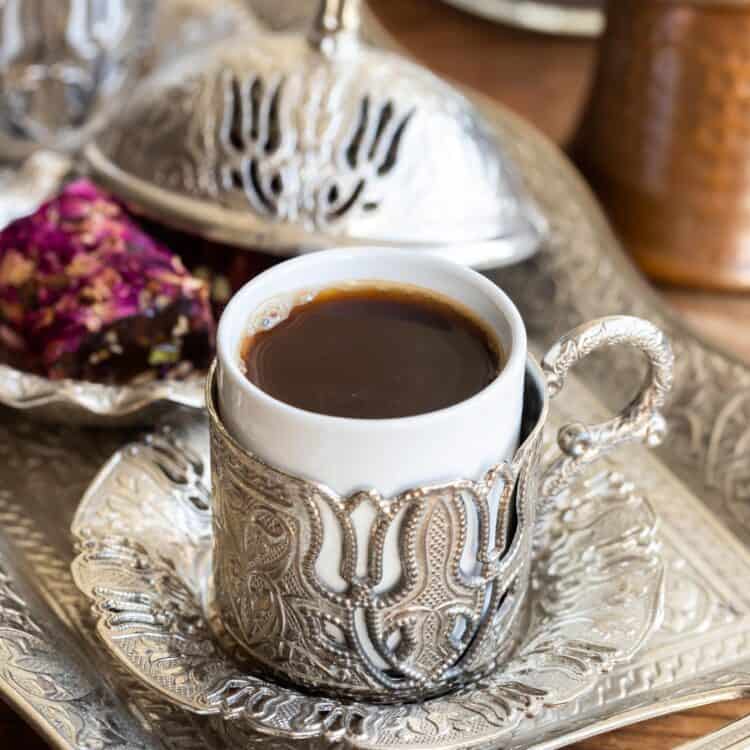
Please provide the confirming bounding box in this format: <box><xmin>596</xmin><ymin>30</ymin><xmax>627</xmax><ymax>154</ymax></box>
<box><xmin>85</xmin><ymin>0</ymin><xmax>546</xmax><ymax>267</ymax></box>
<box><xmin>0</xmin><ymin>163</ymin><xmax>205</xmax><ymax>428</ymax></box>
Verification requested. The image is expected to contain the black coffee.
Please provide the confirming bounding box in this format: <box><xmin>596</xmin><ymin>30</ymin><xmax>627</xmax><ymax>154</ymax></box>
<box><xmin>242</xmin><ymin>284</ymin><xmax>503</xmax><ymax>419</ymax></box>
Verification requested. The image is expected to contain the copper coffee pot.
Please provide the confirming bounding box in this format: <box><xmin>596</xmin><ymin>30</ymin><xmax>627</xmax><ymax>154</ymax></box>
<box><xmin>574</xmin><ymin>0</ymin><xmax>750</xmax><ymax>290</ymax></box>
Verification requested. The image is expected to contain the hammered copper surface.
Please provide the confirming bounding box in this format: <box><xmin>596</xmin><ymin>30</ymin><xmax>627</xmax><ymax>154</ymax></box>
<box><xmin>574</xmin><ymin>0</ymin><xmax>750</xmax><ymax>289</ymax></box>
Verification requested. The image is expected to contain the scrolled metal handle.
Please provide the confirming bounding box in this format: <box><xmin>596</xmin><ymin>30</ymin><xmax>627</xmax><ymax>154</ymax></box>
<box><xmin>541</xmin><ymin>316</ymin><xmax>674</xmax><ymax>498</ymax></box>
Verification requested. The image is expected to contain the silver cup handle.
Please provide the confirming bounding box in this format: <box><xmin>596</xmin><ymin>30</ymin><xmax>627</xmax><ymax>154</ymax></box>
<box><xmin>540</xmin><ymin>315</ymin><xmax>674</xmax><ymax>498</ymax></box>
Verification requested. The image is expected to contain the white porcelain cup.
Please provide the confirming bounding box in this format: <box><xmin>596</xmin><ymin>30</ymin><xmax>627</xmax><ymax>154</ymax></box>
<box><xmin>216</xmin><ymin>247</ymin><xmax>528</xmax><ymax>499</ymax></box>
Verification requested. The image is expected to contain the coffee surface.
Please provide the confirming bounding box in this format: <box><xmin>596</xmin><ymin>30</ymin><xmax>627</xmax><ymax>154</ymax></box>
<box><xmin>242</xmin><ymin>284</ymin><xmax>502</xmax><ymax>419</ymax></box>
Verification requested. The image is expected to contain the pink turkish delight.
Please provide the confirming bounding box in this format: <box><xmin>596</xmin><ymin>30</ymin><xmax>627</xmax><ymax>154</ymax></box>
<box><xmin>0</xmin><ymin>179</ymin><xmax>214</xmax><ymax>382</ymax></box>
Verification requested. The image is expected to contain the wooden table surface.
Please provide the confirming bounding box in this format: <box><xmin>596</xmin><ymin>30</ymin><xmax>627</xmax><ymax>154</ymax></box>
<box><xmin>2</xmin><ymin>2</ymin><xmax>750</xmax><ymax>748</ymax></box>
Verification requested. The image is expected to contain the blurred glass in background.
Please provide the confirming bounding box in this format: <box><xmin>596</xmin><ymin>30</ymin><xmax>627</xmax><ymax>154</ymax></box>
<box><xmin>0</xmin><ymin>0</ymin><xmax>154</xmax><ymax>154</ymax></box>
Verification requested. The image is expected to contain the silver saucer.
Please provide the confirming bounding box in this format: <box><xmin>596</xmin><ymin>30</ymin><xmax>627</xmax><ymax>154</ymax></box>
<box><xmin>70</xmin><ymin>428</ymin><xmax>663</xmax><ymax>748</ymax></box>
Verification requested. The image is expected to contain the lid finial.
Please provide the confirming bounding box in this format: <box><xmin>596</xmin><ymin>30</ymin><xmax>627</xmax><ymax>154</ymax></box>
<box><xmin>309</xmin><ymin>0</ymin><xmax>361</xmax><ymax>53</ymax></box>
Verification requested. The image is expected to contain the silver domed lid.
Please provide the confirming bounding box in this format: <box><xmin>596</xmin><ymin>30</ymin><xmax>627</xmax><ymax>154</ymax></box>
<box><xmin>85</xmin><ymin>0</ymin><xmax>546</xmax><ymax>268</ymax></box>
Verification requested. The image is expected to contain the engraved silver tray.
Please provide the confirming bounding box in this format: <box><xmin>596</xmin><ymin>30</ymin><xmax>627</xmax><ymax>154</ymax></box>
<box><xmin>2</xmin><ymin>6</ymin><xmax>750</xmax><ymax>750</ymax></box>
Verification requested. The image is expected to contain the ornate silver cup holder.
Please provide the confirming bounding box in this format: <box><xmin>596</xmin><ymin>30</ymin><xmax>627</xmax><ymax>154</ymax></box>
<box><xmin>70</xmin><ymin>361</ymin><xmax>666</xmax><ymax>748</ymax></box>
